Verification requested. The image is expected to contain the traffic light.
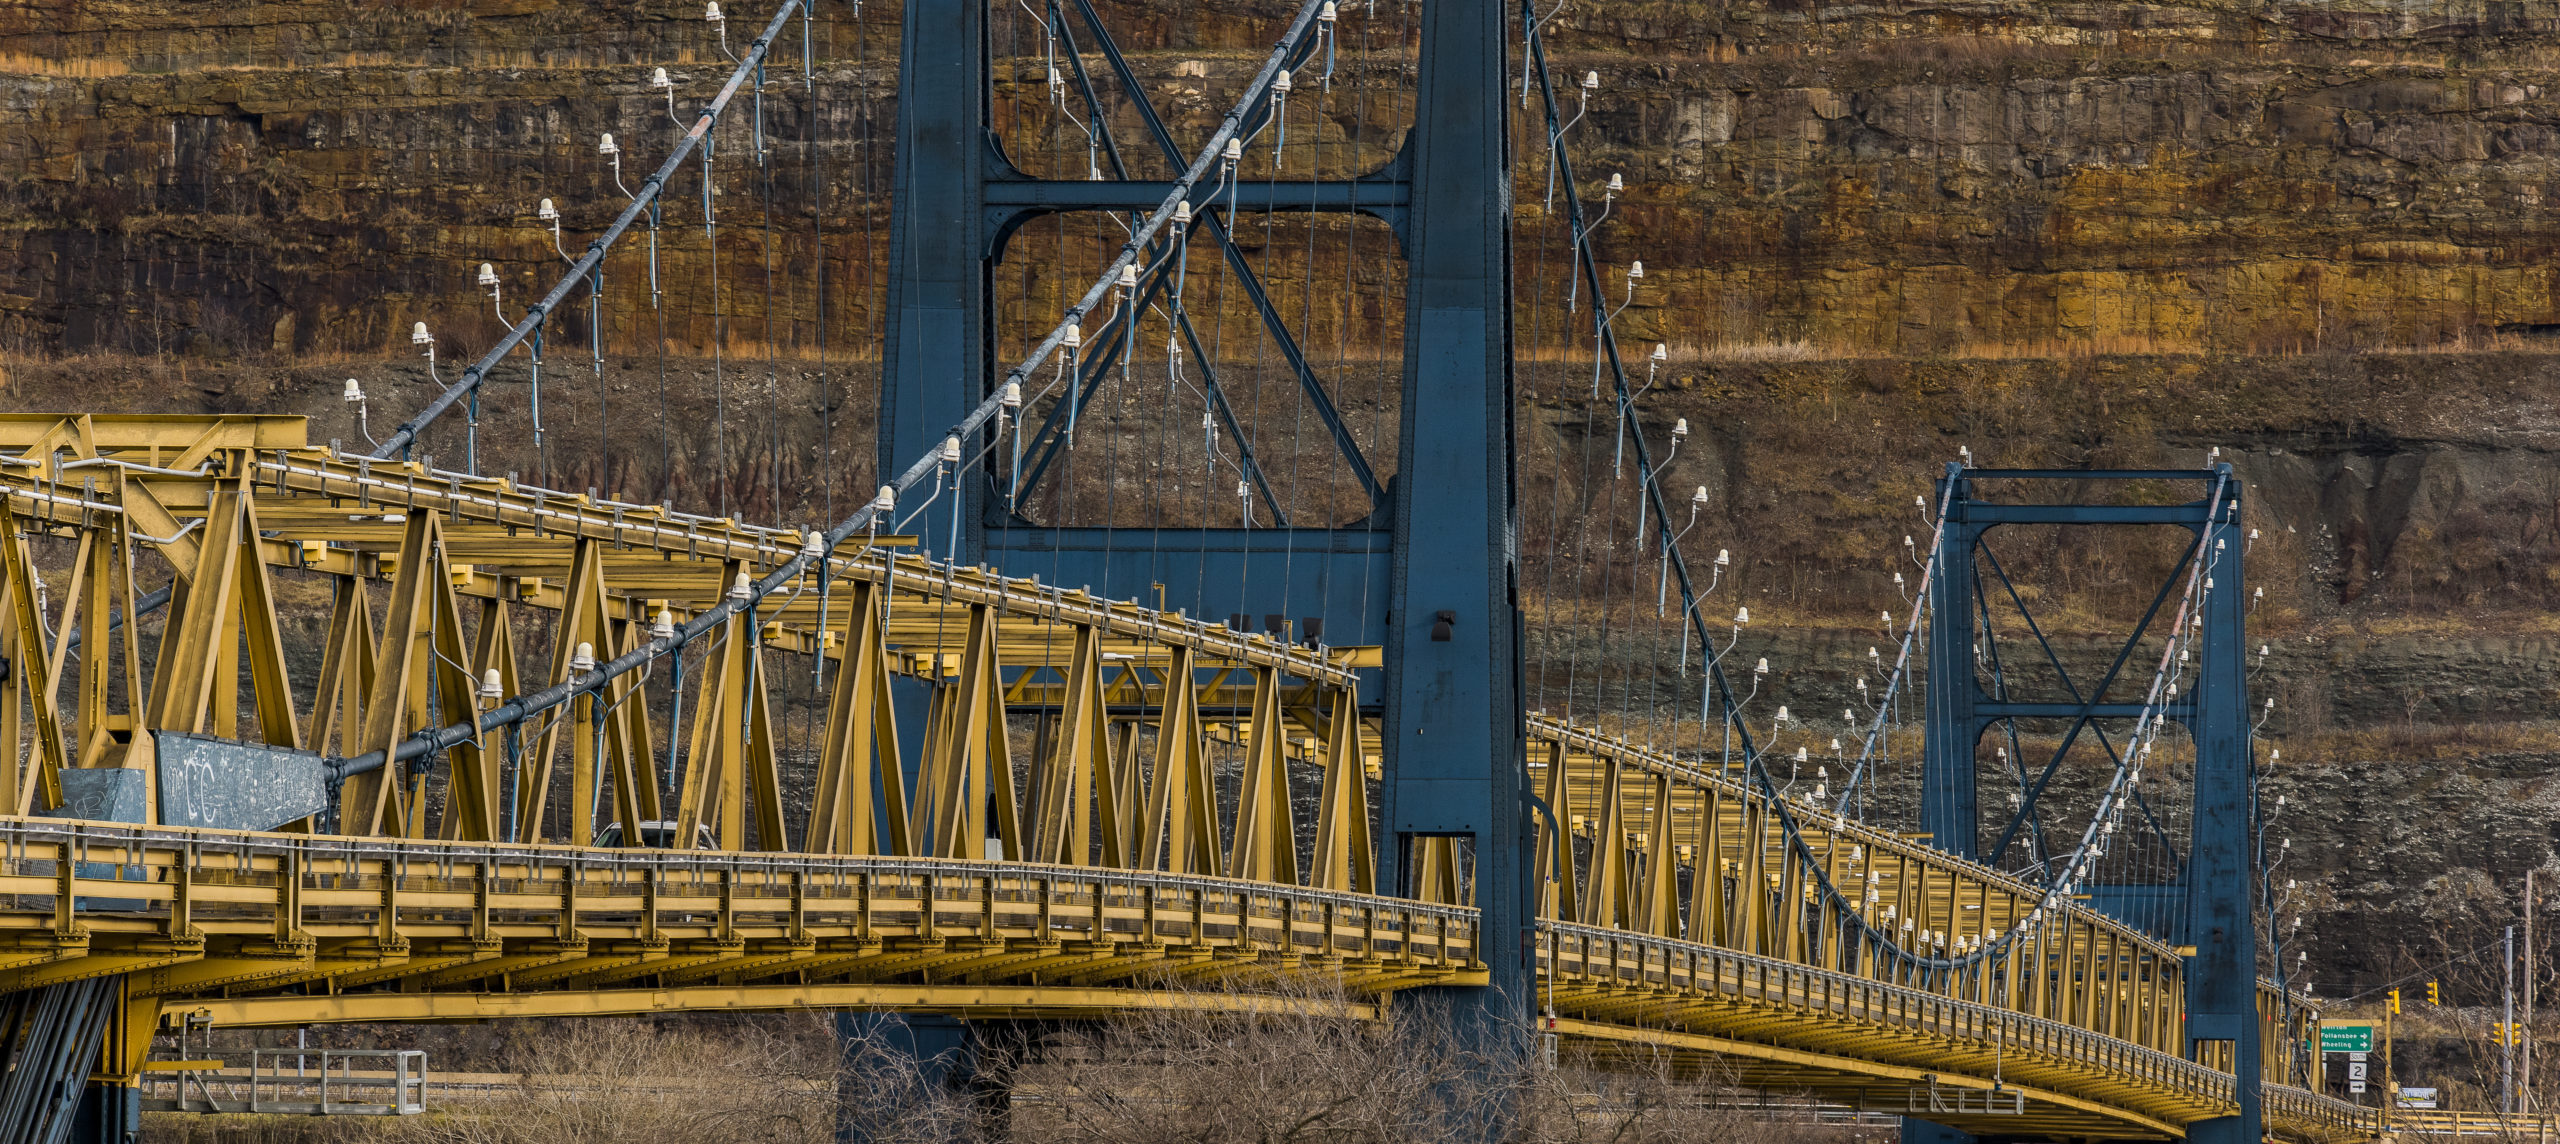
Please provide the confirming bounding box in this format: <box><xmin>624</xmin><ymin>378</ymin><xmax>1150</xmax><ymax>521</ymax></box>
<box><xmin>2493</xmin><ymin>1021</ymin><xmax>2522</xmax><ymax>1046</ymax></box>
<box><xmin>2390</xmin><ymin>989</ymin><xmax>2402</xmax><ymax>1014</ymax></box>
<box><xmin>2428</xmin><ymin>980</ymin><xmax>2441</xmax><ymax>1006</ymax></box>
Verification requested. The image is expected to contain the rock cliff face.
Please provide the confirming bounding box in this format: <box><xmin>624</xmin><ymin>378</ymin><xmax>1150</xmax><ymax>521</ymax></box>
<box><xmin>10</xmin><ymin>0</ymin><xmax>2560</xmax><ymax>1009</ymax></box>
<box><xmin>19</xmin><ymin>0</ymin><xmax>2560</xmax><ymax>356</ymax></box>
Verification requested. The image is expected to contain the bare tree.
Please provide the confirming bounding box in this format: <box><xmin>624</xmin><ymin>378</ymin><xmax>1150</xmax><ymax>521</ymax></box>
<box><xmin>384</xmin><ymin>1016</ymin><xmax>839</xmax><ymax>1144</ymax></box>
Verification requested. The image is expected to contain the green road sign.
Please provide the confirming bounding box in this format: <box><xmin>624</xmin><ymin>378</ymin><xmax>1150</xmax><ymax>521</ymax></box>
<box><xmin>2319</xmin><ymin>1025</ymin><xmax>2374</xmax><ymax>1053</ymax></box>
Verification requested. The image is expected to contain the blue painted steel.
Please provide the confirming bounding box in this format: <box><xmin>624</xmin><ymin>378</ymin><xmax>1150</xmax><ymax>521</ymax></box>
<box><xmin>981</xmin><ymin>526</ymin><xmax>1390</xmax><ymax>650</ymax></box>
<box><xmin>13</xmin><ymin>774</ymin><xmax>141</xmax><ymax>1144</ymax></box>
<box><xmin>876</xmin><ymin>0</ymin><xmax>995</xmax><ymax>881</ymax></box>
<box><xmin>0</xmin><ymin>977</ymin><xmax>121</xmax><ymax>1144</ymax></box>
<box><xmin>41</xmin><ymin>770</ymin><xmax>145</xmax><ymax>827</ymax></box>
<box><xmin>69</xmin><ymin>1083</ymin><xmax>138</xmax><ymax>1144</ymax></box>
<box><xmin>889</xmin><ymin>0</ymin><xmax>1529</xmax><ymax>1074</ymax></box>
<box><xmin>834</xmin><ymin>1013</ymin><xmax>980</xmax><ymax>1144</ymax></box>
<box><xmin>1918</xmin><ymin>466</ymin><xmax>2257</xmax><ymax>1143</ymax></box>
<box><xmin>1000</xmin><ymin>247</ymin><xmax>1292</xmax><ymax>522</ymax></box>
<box><xmin>1899</xmin><ymin>1111</ymin><xmax>1977</xmax><ymax>1144</ymax></box>
<box><xmin>1922</xmin><ymin>463</ymin><xmax>1980</xmax><ymax>858</ymax></box>
<box><xmin>876</xmin><ymin>0</ymin><xmax>989</xmax><ymax>562</ymax></box>
<box><xmin>983</xmin><ymin>175</ymin><xmax>1409</xmax><ymax>238</ymax></box>
<box><xmin>38</xmin><ymin>771</ymin><xmax>147</xmax><ymax>911</ymax></box>
<box><xmin>1374</xmin><ymin>0</ymin><xmax>1530</xmax><ymax>1038</ymax></box>
<box><xmin>1977</xmin><ymin>701</ymin><xmax>2192</xmax><ymax>719</ymax></box>
<box><xmin>2185</xmin><ymin>466</ymin><xmax>2260</xmax><ymax>1144</ymax></box>
<box><xmin>1030</xmin><ymin>0</ymin><xmax>1388</xmax><ymax>510</ymax></box>
<box><xmin>155</xmin><ymin>733</ymin><xmax>329</xmax><ymax>831</ymax></box>
<box><xmin>2080</xmin><ymin>884</ymin><xmax>2186</xmax><ymax>942</ymax></box>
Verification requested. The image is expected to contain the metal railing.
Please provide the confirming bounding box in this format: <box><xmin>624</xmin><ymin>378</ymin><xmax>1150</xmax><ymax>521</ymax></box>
<box><xmin>145</xmin><ymin>1048</ymin><xmax>427</xmax><ymax>1116</ymax></box>
<box><xmin>1540</xmin><ymin>921</ymin><xmax>2236</xmax><ymax>1108</ymax></box>
<box><xmin>2388</xmin><ymin>1109</ymin><xmax>2560</xmax><ymax>1139</ymax></box>
<box><xmin>0</xmin><ymin>819</ymin><xmax>1478</xmax><ymax>966</ymax></box>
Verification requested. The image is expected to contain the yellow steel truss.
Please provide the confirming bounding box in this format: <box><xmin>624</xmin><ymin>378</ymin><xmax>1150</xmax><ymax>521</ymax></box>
<box><xmin>0</xmin><ymin>415</ymin><xmax>2370</xmax><ymax>1144</ymax></box>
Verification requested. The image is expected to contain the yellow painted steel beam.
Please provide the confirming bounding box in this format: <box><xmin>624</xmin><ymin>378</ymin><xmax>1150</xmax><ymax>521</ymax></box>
<box><xmin>1557</xmin><ymin>1015</ymin><xmax>2194</xmax><ymax>1139</ymax></box>
<box><xmin>0</xmin><ymin>416</ymin><xmax>2344</xmax><ymax>1139</ymax></box>
<box><xmin>184</xmin><ymin>983</ymin><xmax>1388</xmax><ymax>1027</ymax></box>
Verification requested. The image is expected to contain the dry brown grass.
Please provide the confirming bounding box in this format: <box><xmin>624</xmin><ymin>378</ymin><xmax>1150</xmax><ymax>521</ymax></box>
<box><xmin>834</xmin><ymin>976</ymin><xmax>1826</xmax><ymax>1144</ymax></box>
<box><xmin>1946</xmin><ymin>333</ymin><xmax>2209</xmax><ymax>360</ymax></box>
<box><xmin>1688</xmin><ymin>340</ymin><xmax>1833</xmax><ymax>363</ymax></box>
<box><xmin>349</xmin><ymin>979</ymin><xmax>1834</xmax><ymax>1144</ymax></box>
<box><xmin>376</xmin><ymin>1018</ymin><xmax>839</xmax><ymax>1144</ymax></box>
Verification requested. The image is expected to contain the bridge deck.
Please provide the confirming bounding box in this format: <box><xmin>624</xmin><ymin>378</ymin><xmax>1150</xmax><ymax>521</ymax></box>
<box><xmin>0</xmin><ymin>415</ymin><xmax>2373</xmax><ymax>1143</ymax></box>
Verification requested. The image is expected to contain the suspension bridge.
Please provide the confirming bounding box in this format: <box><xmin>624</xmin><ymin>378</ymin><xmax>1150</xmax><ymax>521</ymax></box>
<box><xmin>0</xmin><ymin>2</ymin><xmax>2385</xmax><ymax>1142</ymax></box>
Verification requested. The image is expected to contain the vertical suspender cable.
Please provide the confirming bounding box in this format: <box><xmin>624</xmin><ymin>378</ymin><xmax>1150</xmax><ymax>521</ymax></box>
<box><xmin>373</xmin><ymin>0</ymin><xmax>811</xmax><ymax>464</ymax></box>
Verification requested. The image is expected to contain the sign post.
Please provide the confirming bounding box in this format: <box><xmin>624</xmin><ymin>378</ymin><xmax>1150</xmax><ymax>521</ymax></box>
<box><xmin>2320</xmin><ymin>1022</ymin><xmax>2377</xmax><ymax>1104</ymax></box>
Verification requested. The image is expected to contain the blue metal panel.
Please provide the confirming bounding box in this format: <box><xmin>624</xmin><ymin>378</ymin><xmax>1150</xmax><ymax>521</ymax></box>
<box><xmin>42</xmin><ymin>769</ymin><xmax>145</xmax><ymax>826</ymax></box>
<box><xmin>877</xmin><ymin>0</ymin><xmax>988</xmax><ymax>563</ymax></box>
<box><xmin>1376</xmin><ymin>0</ymin><xmax>1530</xmax><ymax>1030</ymax></box>
<box><xmin>983</xmin><ymin>175</ymin><xmax>1410</xmax><ymax>242</ymax></box>
<box><xmin>1386</xmin><ymin>309</ymin><xmax>1501</xmax><ymax>820</ymax></box>
<box><xmin>981</xmin><ymin>526</ymin><xmax>1391</xmax><ymax>649</ymax></box>
<box><xmin>1900</xmin><ymin>1113</ymin><xmax>1977</xmax><ymax>1144</ymax></box>
<box><xmin>1923</xmin><ymin>466</ymin><xmax>1980</xmax><ymax>859</ymax></box>
<box><xmin>1976</xmin><ymin>701</ymin><xmax>2192</xmax><ymax>719</ymax></box>
<box><xmin>1921</xmin><ymin>466</ymin><xmax>2258</xmax><ymax>1142</ymax></box>
<box><xmin>1959</xmin><ymin>503</ymin><xmax>2213</xmax><ymax>525</ymax></box>
<box><xmin>2080</xmin><ymin>883</ymin><xmax>2187</xmax><ymax>942</ymax></box>
<box><xmin>39</xmin><ymin>770</ymin><xmax>147</xmax><ymax>911</ymax></box>
<box><xmin>156</xmin><ymin>732</ymin><xmax>329</xmax><ymax>832</ymax></box>
<box><xmin>2184</xmin><ymin>467</ymin><xmax>2261</xmax><ymax>1144</ymax></box>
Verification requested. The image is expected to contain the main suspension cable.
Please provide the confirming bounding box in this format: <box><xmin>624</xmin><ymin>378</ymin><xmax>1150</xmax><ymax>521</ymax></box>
<box><xmin>373</xmin><ymin>0</ymin><xmax>811</xmax><ymax>464</ymax></box>
<box><xmin>335</xmin><ymin>0</ymin><xmax>1336</xmax><ymax>783</ymax></box>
